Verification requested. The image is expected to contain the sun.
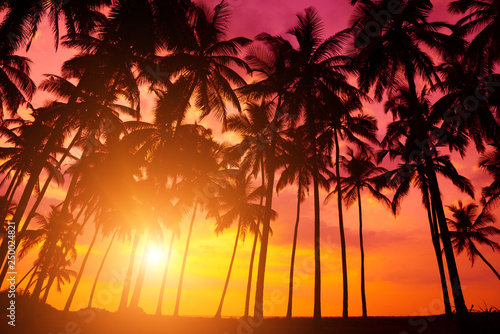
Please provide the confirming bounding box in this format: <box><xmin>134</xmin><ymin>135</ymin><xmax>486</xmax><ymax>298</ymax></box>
<box><xmin>147</xmin><ymin>247</ymin><xmax>164</xmax><ymax>265</ymax></box>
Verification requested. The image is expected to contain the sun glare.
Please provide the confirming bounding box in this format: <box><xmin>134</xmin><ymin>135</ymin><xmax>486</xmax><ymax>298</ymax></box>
<box><xmin>147</xmin><ymin>248</ymin><xmax>164</xmax><ymax>265</ymax></box>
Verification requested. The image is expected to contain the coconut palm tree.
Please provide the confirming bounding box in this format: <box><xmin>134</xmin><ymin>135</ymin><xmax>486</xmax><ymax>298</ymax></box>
<box><xmin>449</xmin><ymin>0</ymin><xmax>500</xmax><ymax>72</ymax></box>
<box><xmin>225</xmin><ymin>98</ymin><xmax>274</xmax><ymax>317</ymax></box>
<box><xmin>242</xmin><ymin>31</ymin><xmax>296</xmax><ymax>321</ymax></box>
<box><xmin>275</xmin><ymin>125</ymin><xmax>331</xmax><ymax>318</ymax></box>
<box><xmin>380</xmin><ymin>86</ymin><xmax>473</xmax><ymax>314</ymax></box>
<box><xmin>286</xmin><ymin>7</ymin><xmax>363</xmax><ymax>319</ymax></box>
<box><xmin>209</xmin><ymin>173</ymin><xmax>269</xmax><ymax>318</ymax></box>
<box><xmin>447</xmin><ymin>201</ymin><xmax>500</xmax><ymax>280</ymax></box>
<box><xmin>330</xmin><ymin>147</ymin><xmax>390</xmax><ymax>317</ymax></box>
<box><xmin>0</xmin><ymin>53</ymin><xmax>36</xmax><ymax>120</ymax></box>
<box><xmin>480</xmin><ymin>145</ymin><xmax>500</xmax><ymax>210</ymax></box>
<box><xmin>153</xmin><ymin>0</ymin><xmax>251</xmax><ymax>130</ymax></box>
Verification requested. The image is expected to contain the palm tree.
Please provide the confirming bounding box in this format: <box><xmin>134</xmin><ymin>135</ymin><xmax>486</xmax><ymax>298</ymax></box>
<box><xmin>331</xmin><ymin>147</ymin><xmax>390</xmax><ymax>317</ymax></box>
<box><xmin>380</xmin><ymin>86</ymin><xmax>473</xmax><ymax>314</ymax></box>
<box><xmin>447</xmin><ymin>201</ymin><xmax>500</xmax><ymax>280</ymax></box>
<box><xmin>276</xmin><ymin>126</ymin><xmax>331</xmax><ymax>318</ymax></box>
<box><xmin>242</xmin><ymin>31</ymin><xmax>296</xmax><ymax>321</ymax></box>
<box><xmin>0</xmin><ymin>53</ymin><xmax>36</xmax><ymax>120</ymax></box>
<box><xmin>449</xmin><ymin>0</ymin><xmax>500</xmax><ymax>72</ymax></box>
<box><xmin>480</xmin><ymin>145</ymin><xmax>500</xmax><ymax>210</ymax></box>
<box><xmin>153</xmin><ymin>0</ymin><xmax>251</xmax><ymax>130</ymax></box>
<box><xmin>210</xmin><ymin>172</ymin><xmax>271</xmax><ymax>319</ymax></box>
<box><xmin>225</xmin><ymin>98</ymin><xmax>274</xmax><ymax>317</ymax></box>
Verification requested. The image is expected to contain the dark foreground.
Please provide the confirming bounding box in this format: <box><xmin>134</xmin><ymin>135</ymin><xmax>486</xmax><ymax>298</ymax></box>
<box><xmin>1</xmin><ymin>301</ymin><xmax>499</xmax><ymax>334</ymax></box>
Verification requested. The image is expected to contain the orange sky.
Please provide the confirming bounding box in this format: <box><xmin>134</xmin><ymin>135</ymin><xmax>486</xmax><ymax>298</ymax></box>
<box><xmin>2</xmin><ymin>0</ymin><xmax>500</xmax><ymax>318</ymax></box>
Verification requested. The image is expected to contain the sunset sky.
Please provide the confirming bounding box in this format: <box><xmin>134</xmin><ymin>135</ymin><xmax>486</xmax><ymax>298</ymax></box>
<box><xmin>4</xmin><ymin>0</ymin><xmax>500</xmax><ymax>318</ymax></box>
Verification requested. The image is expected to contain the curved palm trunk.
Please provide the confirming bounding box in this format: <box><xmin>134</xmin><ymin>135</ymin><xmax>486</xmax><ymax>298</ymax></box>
<box><xmin>1</xmin><ymin>168</ymin><xmax>22</xmax><ymax>219</ymax></box>
<box><xmin>424</xmin><ymin>159</ymin><xmax>467</xmax><ymax>315</ymax></box>
<box><xmin>357</xmin><ymin>187</ymin><xmax>367</xmax><ymax>318</ymax></box>
<box><xmin>23</xmin><ymin>263</ymin><xmax>39</xmax><ymax>295</ymax></box>
<box><xmin>88</xmin><ymin>228</ymin><xmax>117</xmax><ymax>308</ymax></box>
<box><xmin>244</xmin><ymin>156</ymin><xmax>265</xmax><ymax>318</ymax></box>
<box><xmin>334</xmin><ymin>128</ymin><xmax>349</xmax><ymax>318</ymax></box>
<box><xmin>16</xmin><ymin>263</ymin><xmax>36</xmax><ymax>289</ymax></box>
<box><xmin>475</xmin><ymin>246</ymin><xmax>500</xmax><ymax>280</ymax></box>
<box><xmin>64</xmin><ymin>225</ymin><xmax>99</xmax><ymax>311</ymax></box>
<box><xmin>156</xmin><ymin>231</ymin><xmax>175</xmax><ymax>316</ymax></box>
<box><xmin>129</xmin><ymin>229</ymin><xmax>152</xmax><ymax>309</ymax></box>
<box><xmin>254</xmin><ymin>123</ymin><xmax>278</xmax><ymax>322</ymax></box>
<box><xmin>174</xmin><ymin>202</ymin><xmax>198</xmax><ymax>316</ymax></box>
<box><xmin>428</xmin><ymin>200</ymin><xmax>452</xmax><ymax>315</ymax></box>
<box><xmin>42</xmin><ymin>243</ymin><xmax>72</xmax><ymax>303</ymax></box>
<box><xmin>286</xmin><ymin>181</ymin><xmax>302</xmax><ymax>318</ymax></box>
<box><xmin>215</xmin><ymin>218</ymin><xmax>242</xmax><ymax>318</ymax></box>
<box><xmin>119</xmin><ymin>231</ymin><xmax>141</xmax><ymax>311</ymax></box>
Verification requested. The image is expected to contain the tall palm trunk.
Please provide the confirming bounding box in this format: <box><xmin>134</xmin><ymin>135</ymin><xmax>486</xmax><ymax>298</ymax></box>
<box><xmin>254</xmin><ymin>105</ymin><xmax>280</xmax><ymax>321</ymax></box>
<box><xmin>88</xmin><ymin>228</ymin><xmax>117</xmax><ymax>308</ymax></box>
<box><xmin>174</xmin><ymin>202</ymin><xmax>198</xmax><ymax>316</ymax></box>
<box><xmin>156</xmin><ymin>231</ymin><xmax>175</xmax><ymax>316</ymax></box>
<box><xmin>308</xmin><ymin>118</ymin><xmax>322</xmax><ymax>324</ymax></box>
<box><xmin>334</xmin><ymin>128</ymin><xmax>349</xmax><ymax>318</ymax></box>
<box><xmin>214</xmin><ymin>218</ymin><xmax>242</xmax><ymax>318</ymax></box>
<box><xmin>474</xmin><ymin>246</ymin><xmax>500</xmax><ymax>280</ymax></box>
<box><xmin>64</xmin><ymin>225</ymin><xmax>99</xmax><ymax>311</ymax></box>
<box><xmin>424</xmin><ymin>158</ymin><xmax>467</xmax><ymax>314</ymax></box>
<box><xmin>1</xmin><ymin>168</ymin><xmax>22</xmax><ymax>219</ymax></box>
<box><xmin>286</xmin><ymin>181</ymin><xmax>302</xmax><ymax>318</ymax></box>
<box><xmin>129</xmin><ymin>229</ymin><xmax>152</xmax><ymax>309</ymax></box>
<box><xmin>244</xmin><ymin>156</ymin><xmax>265</xmax><ymax>318</ymax></box>
<box><xmin>16</xmin><ymin>263</ymin><xmax>36</xmax><ymax>289</ymax></box>
<box><xmin>427</xmin><ymin>199</ymin><xmax>452</xmax><ymax>315</ymax></box>
<box><xmin>42</xmin><ymin>243</ymin><xmax>72</xmax><ymax>303</ymax></box>
<box><xmin>119</xmin><ymin>231</ymin><xmax>141</xmax><ymax>311</ymax></box>
<box><xmin>357</xmin><ymin>187</ymin><xmax>367</xmax><ymax>317</ymax></box>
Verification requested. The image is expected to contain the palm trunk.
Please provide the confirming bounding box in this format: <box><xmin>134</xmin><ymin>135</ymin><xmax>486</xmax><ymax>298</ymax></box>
<box><xmin>119</xmin><ymin>231</ymin><xmax>141</xmax><ymax>311</ymax></box>
<box><xmin>475</xmin><ymin>246</ymin><xmax>500</xmax><ymax>280</ymax></box>
<box><xmin>286</xmin><ymin>181</ymin><xmax>302</xmax><ymax>318</ymax></box>
<box><xmin>129</xmin><ymin>229</ymin><xmax>152</xmax><ymax>309</ymax></box>
<box><xmin>64</xmin><ymin>225</ymin><xmax>99</xmax><ymax>311</ymax></box>
<box><xmin>16</xmin><ymin>263</ymin><xmax>36</xmax><ymax>289</ymax></box>
<box><xmin>42</xmin><ymin>244</ymin><xmax>71</xmax><ymax>303</ymax></box>
<box><xmin>424</xmin><ymin>158</ymin><xmax>468</xmax><ymax>314</ymax></box>
<box><xmin>214</xmin><ymin>218</ymin><xmax>242</xmax><ymax>318</ymax></box>
<box><xmin>174</xmin><ymin>202</ymin><xmax>198</xmax><ymax>316</ymax></box>
<box><xmin>309</xmin><ymin>119</ymin><xmax>322</xmax><ymax>325</ymax></box>
<box><xmin>357</xmin><ymin>187</ymin><xmax>367</xmax><ymax>317</ymax></box>
<box><xmin>1</xmin><ymin>168</ymin><xmax>21</xmax><ymax>219</ymax></box>
<box><xmin>254</xmin><ymin>107</ymin><xmax>280</xmax><ymax>322</ymax></box>
<box><xmin>23</xmin><ymin>263</ymin><xmax>39</xmax><ymax>295</ymax></box>
<box><xmin>428</xmin><ymin>199</ymin><xmax>452</xmax><ymax>315</ymax></box>
<box><xmin>88</xmin><ymin>228</ymin><xmax>117</xmax><ymax>308</ymax></box>
<box><xmin>334</xmin><ymin>128</ymin><xmax>349</xmax><ymax>318</ymax></box>
<box><xmin>156</xmin><ymin>231</ymin><xmax>175</xmax><ymax>316</ymax></box>
<box><xmin>244</xmin><ymin>156</ymin><xmax>265</xmax><ymax>318</ymax></box>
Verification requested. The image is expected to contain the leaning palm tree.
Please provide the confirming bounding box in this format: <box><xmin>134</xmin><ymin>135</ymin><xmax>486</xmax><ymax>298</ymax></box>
<box><xmin>447</xmin><ymin>201</ymin><xmax>500</xmax><ymax>280</ymax></box>
<box><xmin>209</xmin><ymin>173</ymin><xmax>269</xmax><ymax>319</ymax></box>
<box><xmin>330</xmin><ymin>147</ymin><xmax>390</xmax><ymax>317</ymax></box>
<box><xmin>380</xmin><ymin>86</ymin><xmax>473</xmax><ymax>314</ymax></box>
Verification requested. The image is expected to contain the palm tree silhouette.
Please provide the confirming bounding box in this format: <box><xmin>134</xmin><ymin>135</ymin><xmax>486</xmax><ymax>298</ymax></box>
<box><xmin>286</xmin><ymin>7</ymin><xmax>362</xmax><ymax>319</ymax></box>
<box><xmin>210</xmin><ymin>173</ymin><xmax>270</xmax><ymax>318</ymax></box>
<box><xmin>276</xmin><ymin>126</ymin><xmax>331</xmax><ymax>318</ymax></box>
<box><xmin>329</xmin><ymin>147</ymin><xmax>390</xmax><ymax>317</ymax></box>
<box><xmin>380</xmin><ymin>86</ymin><xmax>474</xmax><ymax>314</ymax></box>
<box><xmin>447</xmin><ymin>201</ymin><xmax>500</xmax><ymax>280</ymax></box>
<box><xmin>480</xmin><ymin>145</ymin><xmax>500</xmax><ymax>210</ymax></box>
<box><xmin>449</xmin><ymin>0</ymin><xmax>500</xmax><ymax>72</ymax></box>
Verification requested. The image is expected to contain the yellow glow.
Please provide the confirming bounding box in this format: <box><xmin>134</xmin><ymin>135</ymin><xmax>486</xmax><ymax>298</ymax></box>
<box><xmin>147</xmin><ymin>247</ymin><xmax>164</xmax><ymax>266</ymax></box>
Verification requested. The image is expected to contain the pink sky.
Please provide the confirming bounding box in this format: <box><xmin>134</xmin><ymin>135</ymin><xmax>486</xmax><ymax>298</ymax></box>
<box><xmin>4</xmin><ymin>0</ymin><xmax>500</xmax><ymax>318</ymax></box>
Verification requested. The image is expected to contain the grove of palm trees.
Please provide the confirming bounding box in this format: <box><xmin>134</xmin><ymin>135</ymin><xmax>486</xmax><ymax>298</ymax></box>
<box><xmin>0</xmin><ymin>0</ymin><xmax>499</xmax><ymax>333</ymax></box>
